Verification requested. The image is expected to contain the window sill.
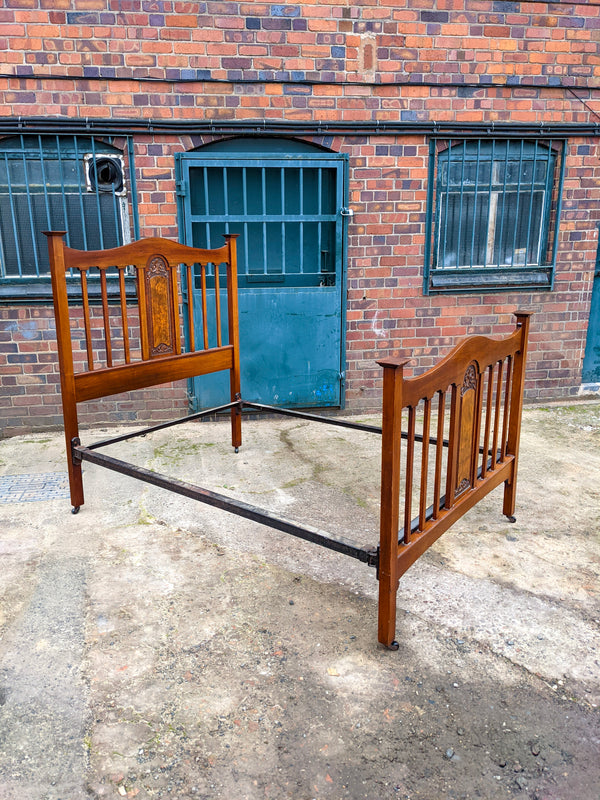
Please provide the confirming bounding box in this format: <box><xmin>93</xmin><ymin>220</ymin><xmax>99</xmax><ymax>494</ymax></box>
<box><xmin>428</xmin><ymin>267</ymin><xmax>553</xmax><ymax>294</ymax></box>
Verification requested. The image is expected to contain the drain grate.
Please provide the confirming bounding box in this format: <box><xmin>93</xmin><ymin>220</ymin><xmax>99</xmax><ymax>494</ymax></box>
<box><xmin>0</xmin><ymin>473</ymin><xmax>70</xmax><ymax>503</ymax></box>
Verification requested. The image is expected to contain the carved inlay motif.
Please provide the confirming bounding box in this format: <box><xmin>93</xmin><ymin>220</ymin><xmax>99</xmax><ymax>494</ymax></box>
<box><xmin>455</xmin><ymin>477</ymin><xmax>471</xmax><ymax>497</ymax></box>
<box><xmin>145</xmin><ymin>254</ymin><xmax>175</xmax><ymax>357</ymax></box>
<box><xmin>461</xmin><ymin>364</ymin><xmax>478</xmax><ymax>396</ymax></box>
<box><xmin>148</xmin><ymin>254</ymin><xmax>169</xmax><ymax>278</ymax></box>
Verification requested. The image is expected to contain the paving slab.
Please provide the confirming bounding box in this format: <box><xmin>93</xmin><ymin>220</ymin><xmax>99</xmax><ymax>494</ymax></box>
<box><xmin>0</xmin><ymin>403</ymin><xmax>598</xmax><ymax>800</ymax></box>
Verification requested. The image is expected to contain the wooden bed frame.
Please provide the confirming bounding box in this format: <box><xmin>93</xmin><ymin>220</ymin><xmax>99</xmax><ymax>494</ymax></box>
<box><xmin>47</xmin><ymin>232</ymin><xmax>531</xmax><ymax>649</ymax></box>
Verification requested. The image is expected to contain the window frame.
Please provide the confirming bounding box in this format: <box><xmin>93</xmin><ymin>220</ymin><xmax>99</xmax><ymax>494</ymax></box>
<box><xmin>423</xmin><ymin>137</ymin><xmax>566</xmax><ymax>295</ymax></box>
<box><xmin>0</xmin><ymin>134</ymin><xmax>139</xmax><ymax>304</ymax></box>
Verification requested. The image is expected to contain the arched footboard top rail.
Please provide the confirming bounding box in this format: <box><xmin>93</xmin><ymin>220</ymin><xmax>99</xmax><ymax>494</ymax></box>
<box><xmin>376</xmin><ymin>312</ymin><xmax>531</xmax><ymax>649</ymax></box>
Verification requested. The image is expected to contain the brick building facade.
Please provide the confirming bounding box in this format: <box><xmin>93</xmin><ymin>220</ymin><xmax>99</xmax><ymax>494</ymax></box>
<box><xmin>1</xmin><ymin>0</ymin><xmax>599</xmax><ymax>435</ymax></box>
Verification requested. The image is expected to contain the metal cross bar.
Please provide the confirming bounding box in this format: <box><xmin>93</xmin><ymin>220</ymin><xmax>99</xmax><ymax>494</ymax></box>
<box><xmin>72</xmin><ymin>440</ymin><xmax>378</xmax><ymax>567</ymax></box>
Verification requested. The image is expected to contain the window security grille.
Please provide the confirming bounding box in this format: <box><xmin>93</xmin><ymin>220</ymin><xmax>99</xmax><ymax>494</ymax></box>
<box><xmin>425</xmin><ymin>139</ymin><xmax>565</xmax><ymax>294</ymax></box>
<box><xmin>0</xmin><ymin>135</ymin><xmax>134</xmax><ymax>287</ymax></box>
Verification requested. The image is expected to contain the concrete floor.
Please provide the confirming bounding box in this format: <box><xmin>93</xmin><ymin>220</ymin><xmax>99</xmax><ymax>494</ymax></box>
<box><xmin>0</xmin><ymin>402</ymin><xmax>599</xmax><ymax>800</ymax></box>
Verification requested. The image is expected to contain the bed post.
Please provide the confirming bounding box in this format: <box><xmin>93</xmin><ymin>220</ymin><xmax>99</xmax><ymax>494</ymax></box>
<box><xmin>45</xmin><ymin>231</ymin><xmax>85</xmax><ymax>513</ymax></box>
<box><xmin>502</xmin><ymin>311</ymin><xmax>531</xmax><ymax>521</ymax></box>
<box><xmin>224</xmin><ymin>234</ymin><xmax>242</xmax><ymax>452</ymax></box>
<box><xmin>376</xmin><ymin>356</ymin><xmax>410</xmax><ymax>650</ymax></box>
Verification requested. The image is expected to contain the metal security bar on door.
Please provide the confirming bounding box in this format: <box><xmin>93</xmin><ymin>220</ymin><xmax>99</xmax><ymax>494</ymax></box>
<box><xmin>181</xmin><ymin>159</ymin><xmax>341</xmax><ymax>289</ymax></box>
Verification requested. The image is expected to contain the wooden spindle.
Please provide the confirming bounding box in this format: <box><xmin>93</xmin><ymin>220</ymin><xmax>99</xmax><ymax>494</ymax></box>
<box><xmin>491</xmin><ymin>360</ymin><xmax>503</xmax><ymax>468</ymax></box>
<box><xmin>404</xmin><ymin>406</ymin><xmax>416</xmax><ymax>543</ymax></box>
<box><xmin>469</xmin><ymin>369</ymin><xmax>484</xmax><ymax>487</ymax></box>
<box><xmin>201</xmin><ymin>264</ymin><xmax>209</xmax><ymax>350</ymax></box>
<box><xmin>433</xmin><ymin>390</ymin><xmax>445</xmax><ymax>520</ymax></box>
<box><xmin>481</xmin><ymin>364</ymin><xmax>493</xmax><ymax>477</ymax></box>
<box><xmin>214</xmin><ymin>263</ymin><xmax>222</xmax><ymax>348</ymax></box>
<box><xmin>80</xmin><ymin>269</ymin><xmax>94</xmax><ymax>371</ymax></box>
<box><xmin>171</xmin><ymin>262</ymin><xmax>182</xmax><ymax>355</ymax></box>
<box><xmin>500</xmin><ymin>356</ymin><xmax>513</xmax><ymax>460</ymax></box>
<box><xmin>444</xmin><ymin>383</ymin><xmax>460</xmax><ymax>508</ymax></box>
<box><xmin>418</xmin><ymin>397</ymin><xmax>431</xmax><ymax>532</ymax></box>
<box><xmin>118</xmin><ymin>267</ymin><xmax>131</xmax><ymax>364</ymax></box>
<box><xmin>186</xmin><ymin>263</ymin><xmax>195</xmax><ymax>353</ymax></box>
<box><xmin>99</xmin><ymin>269</ymin><xmax>112</xmax><ymax>368</ymax></box>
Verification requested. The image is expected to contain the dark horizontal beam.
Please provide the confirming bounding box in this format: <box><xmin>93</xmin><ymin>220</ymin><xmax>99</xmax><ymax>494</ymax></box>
<box><xmin>74</xmin><ymin>444</ymin><xmax>378</xmax><ymax>565</ymax></box>
<box><xmin>0</xmin><ymin>115</ymin><xmax>597</xmax><ymax>138</ymax></box>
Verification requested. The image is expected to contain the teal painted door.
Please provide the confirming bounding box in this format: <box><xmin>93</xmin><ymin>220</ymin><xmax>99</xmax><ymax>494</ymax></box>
<box><xmin>177</xmin><ymin>145</ymin><xmax>348</xmax><ymax>409</ymax></box>
<box><xmin>582</xmin><ymin>235</ymin><xmax>600</xmax><ymax>384</ymax></box>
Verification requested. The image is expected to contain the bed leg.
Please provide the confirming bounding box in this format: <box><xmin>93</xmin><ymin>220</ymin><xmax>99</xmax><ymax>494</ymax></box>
<box><xmin>68</xmin><ymin>436</ymin><xmax>85</xmax><ymax>513</ymax></box>
<box><xmin>231</xmin><ymin>393</ymin><xmax>242</xmax><ymax>453</ymax></box>
<box><xmin>378</xmin><ymin>572</ymin><xmax>400</xmax><ymax>650</ymax></box>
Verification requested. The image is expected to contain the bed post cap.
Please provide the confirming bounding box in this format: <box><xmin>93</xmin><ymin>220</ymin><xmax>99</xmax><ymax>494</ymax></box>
<box><xmin>376</xmin><ymin>356</ymin><xmax>412</xmax><ymax>369</ymax></box>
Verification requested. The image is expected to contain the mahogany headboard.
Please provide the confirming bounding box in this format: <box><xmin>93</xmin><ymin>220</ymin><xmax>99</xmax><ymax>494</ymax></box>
<box><xmin>46</xmin><ymin>232</ymin><xmax>241</xmax><ymax>510</ymax></box>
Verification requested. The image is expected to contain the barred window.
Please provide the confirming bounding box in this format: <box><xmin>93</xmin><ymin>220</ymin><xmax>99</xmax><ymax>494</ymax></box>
<box><xmin>425</xmin><ymin>139</ymin><xmax>565</xmax><ymax>294</ymax></box>
<box><xmin>0</xmin><ymin>135</ymin><xmax>137</xmax><ymax>301</ymax></box>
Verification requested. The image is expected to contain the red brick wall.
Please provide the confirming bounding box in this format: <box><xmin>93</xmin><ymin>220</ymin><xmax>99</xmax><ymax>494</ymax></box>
<box><xmin>1</xmin><ymin>1</ymin><xmax>599</xmax><ymax>433</ymax></box>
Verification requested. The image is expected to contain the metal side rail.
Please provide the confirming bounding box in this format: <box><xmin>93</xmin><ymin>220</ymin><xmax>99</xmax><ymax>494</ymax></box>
<box><xmin>71</xmin><ymin>439</ymin><xmax>378</xmax><ymax>567</ymax></box>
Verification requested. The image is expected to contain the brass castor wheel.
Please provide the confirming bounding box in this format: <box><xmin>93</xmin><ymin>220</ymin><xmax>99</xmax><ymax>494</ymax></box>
<box><xmin>71</xmin><ymin>506</ymin><xmax>80</xmax><ymax>515</ymax></box>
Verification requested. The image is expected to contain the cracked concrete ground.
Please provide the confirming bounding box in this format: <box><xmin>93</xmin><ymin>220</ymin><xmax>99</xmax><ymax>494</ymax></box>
<box><xmin>0</xmin><ymin>402</ymin><xmax>598</xmax><ymax>800</ymax></box>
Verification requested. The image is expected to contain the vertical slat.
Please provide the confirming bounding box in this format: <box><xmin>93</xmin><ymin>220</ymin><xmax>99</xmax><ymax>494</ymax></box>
<box><xmin>242</xmin><ymin>167</ymin><xmax>249</xmax><ymax>270</ymax></box>
<box><xmin>470</xmin><ymin>370</ymin><xmax>484</xmax><ymax>486</ymax></box>
<box><xmin>469</xmin><ymin>140</ymin><xmax>481</xmax><ymax>269</ymax></box>
<box><xmin>500</xmin><ymin>355</ymin><xmax>513</xmax><ymax>460</ymax></box>
<box><xmin>510</xmin><ymin>140</ymin><xmax>525</xmax><ymax>266</ymax></box>
<box><xmin>37</xmin><ymin>135</ymin><xmax>53</xmax><ymax>234</ymax></box>
<box><xmin>481</xmin><ymin>364</ymin><xmax>494</xmax><ymax>477</ymax></box>
<box><xmin>171</xmin><ymin>262</ymin><xmax>182</xmax><ymax>355</ymax></box>
<box><xmin>19</xmin><ymin>141</ymin><xmax>42</xmax><ymax>276</ymax></box>
<box><xmin>99</xmin><ymin>269</ymin><xmax>112</xmax><ymax>367</ymax></box>
<box><xmin>261</xmin><ymin>167</ymin><xmax>267</xmax><ymax>275</ymax></box>
<box><xmin>214</xmin><ymin>263</ymin><xmax>222</xmax><ymax>348</ymax></box>
<box><xmin>433</xmin><ymin>390</ymin><xmax>445</xmax><ymax>520</ymax></box>
<box><xmin>444</xmin><ymin>383</ymin><xmax>460</xmax><ymax>508</ymax></box>
<box><xmin>484</xmin><ymin>139</ymin><xmax>495</xmax><ymax>268</ymax></box>
<box><xmin>186</xmin><ymin>263</ymin><xmax>196</xmax><ymax>353</ymax></box>
<box><xmin>136</xmin><ymin>267</ymin><xmax>150</xmax><ymax>361</ymax></box>
<box><xmin>496</xmin><ymin>141</ymin><xmax>510</xmax><ymax>268</ymax></box>
<box><xmin>419</xmin><ymin>397</ymin><xmax>431</xmax><ymax>531</ymax></box>
<box><xmin>80</xmin><ymin>269</ymin><xmax>94</xmax><ymax>371</ymax></box>
<box><xmin>456</xmin><ymin>140</ymin><xmax>466</xmax><ymax>267</ymax></box>
<box><xmin>201</xmin><ymin>264</ymin><xmax>209</xmax><ymax>349</ymax></box>
<box><xmin>118</xmin><ymin>267</ymin><xmax>131</xmax><ymax>364</ymax></box>
<box><xmin>491</xmin><ymin>360</ymin><xmax>504</xmax><ymax>467</ymax></box>
<box><xmin>89</xmin><ymin>137</ymin><xmax>105</xmax><ymax>250</ymax></box>
<box><xmin>281</xmin><ymin>167</ymin><xmax>286</xmax><ymax>273</ymax></box>
<box><xmin>3</xmin><ymin>153</ymin><xmax>24</xmax><ymax>275</ymax></box>
<box><xmin>403</xmin><ymin>405</ymin><xmax>416</xmax><ymax>544</ymax></box>
<box><xmin>72</xmin><ymin>136</ymin><xmax>89</xmax><ymax>250</ymax></box>
<box><xmin>203</xmin><ymin>166</ymin><xmax>211</xmax><ymax>248</ymax></box>
<box><xmin>299</xmin><ymin>168</ymin><xmax>304</xmax><ymax>274</ymax></box>
<box><xmin>442</xmin><ymin>139</ymin><xmax>452</xmax><ymax>270</ymax></box>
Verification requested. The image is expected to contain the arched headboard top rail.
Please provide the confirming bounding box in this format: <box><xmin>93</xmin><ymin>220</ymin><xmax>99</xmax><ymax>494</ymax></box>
<box><xmin>44</xmin><ymin>232</ymin><xmax>238</xmax><ymax>273</ymax></box>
